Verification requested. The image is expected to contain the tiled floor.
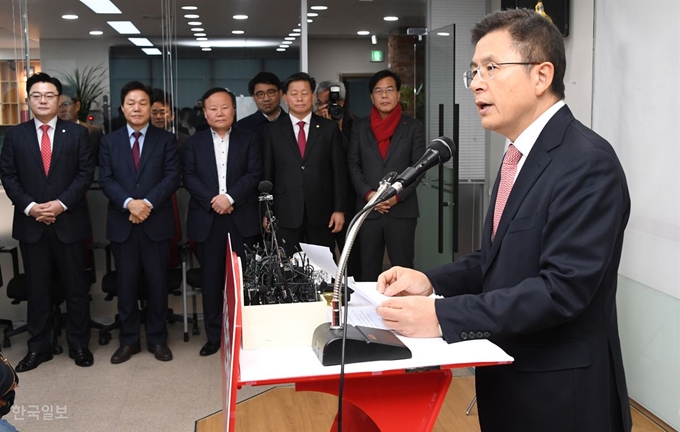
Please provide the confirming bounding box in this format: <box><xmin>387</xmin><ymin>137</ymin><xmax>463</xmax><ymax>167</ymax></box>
<box><xmin>0</xmin><ymin>316</ymin><xmax>269</xmax><ymax>432</ymax></box>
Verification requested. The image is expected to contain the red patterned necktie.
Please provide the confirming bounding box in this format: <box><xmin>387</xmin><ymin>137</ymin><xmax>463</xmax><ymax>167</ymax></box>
<box><xmin>40</xmin><ymin>124</ymin><xmax>51</xmax><ymax>175</ymax></box>
<box><xmin>297</xmin><ymin>121</ymin><xmax>306</xmax><ymax>157</ymax></box>
<box><xmin>131</xmin><ymin>131</ymin><xmax>141</xmax><ymax>171</ymax></box>
<box><xmin>492</xmin><ymin>144</ymin><xmax>522</xmax><ymax>240</ymax></box>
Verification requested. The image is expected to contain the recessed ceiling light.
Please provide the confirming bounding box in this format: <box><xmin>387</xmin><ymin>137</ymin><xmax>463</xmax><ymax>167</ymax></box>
<box><xmin>202</xmin><ymin>48</ymin><xmax>212</xmax><ymax>51</ymax></box>
<box><xmin>282</xmin><ymin>41</ymin><xmax>293</xmax><ymax>45</ymax></box>
<box><xmin>62</xmin><ymin>14</ymin><xmax>79</xmax><ymax>20</ymax></box>
<box><xmin>107</xmin><ymin>21</ymin><xmax>141</xmax><ymax>34</ymax></box>
<box><xmin>187</xmin><ymin>21</ymin><xmax>202</xmax><ymax>26</ymax></box>
<box><xmin>279</xmin><ymin>45</ymin><xmax>288</xmax><ymax>48</ymax></box>
<box><xmin>288</xmin><ymin>33</ymin><xmax>299</xmax><ymax>37</ymax></box>
<box><xmin>233</xmin><ymin>15</ymin><xmax>248</xmax><ymax>20</ymax></box>
<box><xmin>232</xmin><ymin>30</ymin><xmax>245</xmax><ymax>35</ymax></box>
<box><xmin>196</xmin><ymin>37</ymin><xmax>208</xmax><ymax>41</ymax></box>
<box><xmin>285</xmin><ymin>37</ymin><xmax>295</xmax><ymax>41</ymax></box>
<box><xmin>357</xmin><ymin>30</ymin><xmax>370</xmax><ymax>36</ymax></box>
<box><xmin>184</xmin><ymin>14</ymin><xmax>200</xmax><ymax>19</ymax></box>
<box><xmin>194</xmin><ymin>33</ymin><xmax>206</xmax><ymax>37</ymax></box>
<box><xmin>181</xmin><ymin>6</ymin><xmax>198</xmax><ymax>10</ymax></box>
<box><xmin>142</xmin><ymin>48</ymin><xmax>162</xmax><ymax>55</ymax></box>
<box><xmin>384</xmin><ymin>16</ymin><xmax>399</xmax><ymax>21</ymax></box>
<box><xmin>310</xmin><ymin>6</ymin><xmax>328</xmax><ymax>10</ymax></box>
<box><xmin>371</xmin><ymin>35</ymin><xmax>377</xmax><ymax>44</ymax></box>
<box><xmin>437</xmin><ymin>32</ymin><xmax>450</xmax><ymax>36</ymax></box>
<box><xmin>307</xmin><ymin>13</ymin><xmax>318</xmax><ymax>17</ymax></box>
<box><xmin>191</xmin><ymin>28</ymin><xmax>204</xmax><ymax>32</ymax></box>
<box><xmin>307</xmin><ymin>19</ymin><xmax>313</xmax><ymax>23</ymax></box>
<box><xmin>276</xmin><ymin>48</ymin><xmax>285</xmax><ymax>52</ymax></box>
<box><xmin>89</xmin><ymin>30</ymin><xmax>103</xmax><ymax>35</ymax></box>
<box><xmin>293</xmin><ymin>28</ymin><xmax>301</xmax><ymax>32</ymax></box>
<box><xmin>128</xmin><ymin>37</ymin><xmax>153</xmax><ymax>47</ymax></box>
<box><xmin>79</xmin><ymin>0</ymin><xmax>121</xmax><ymax>14</ymax></box>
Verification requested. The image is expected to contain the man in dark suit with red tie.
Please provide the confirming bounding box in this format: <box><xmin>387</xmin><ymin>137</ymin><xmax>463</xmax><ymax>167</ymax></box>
<box><xmin>99</xmin><ymin>81</ymin><xmax>180</xmax><ymax>364</ymax></box>
<box><xmin>262</xmin><ymin>72</ymin><xmax>347</xmax><ymax>256</ymax></box>
<box><xmin>0</xmin><ymin>73</ymin><xmax>95</xmax><ymax>372</ymax></box>
<box><xmin>183</xmin><ymin>88</ymin><xmax>262</xmax><ymax>356</ymax></box>
<box><xmin>375</xmin><ymin>10</ymin><xmax>632</xmax><ymax>432</ymax></box>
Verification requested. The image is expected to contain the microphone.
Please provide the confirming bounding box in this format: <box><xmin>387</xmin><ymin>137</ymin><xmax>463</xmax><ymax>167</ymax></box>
<box><xmin>258</xmin><ymin>180</ymin><xmax>273</xmax><ymax>194</ymax></box>
<box><xmin>379</xmin><ymin>136</ymin><xmax>455</xmax><ymax>201</ymax></box>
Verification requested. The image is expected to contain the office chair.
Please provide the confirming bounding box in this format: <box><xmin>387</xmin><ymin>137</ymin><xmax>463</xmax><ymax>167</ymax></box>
<box><xmin>179</xmin><ymin>242</ymin><xmax>202</xmax><ymax>342</ymax></box>
<box><xmin>0</xmin><ymin>244</ymin><xmax>97</xmax><ymax>354</ymax></box>
<box><xmin>0</xmin><ymin>247</ymin><xmax>14</xmax><ymax>334</ymax></box>
<box><xmin>96</xmin><ymin>194</ymin><xmax>185</xmax><ymax>345</ymax></box>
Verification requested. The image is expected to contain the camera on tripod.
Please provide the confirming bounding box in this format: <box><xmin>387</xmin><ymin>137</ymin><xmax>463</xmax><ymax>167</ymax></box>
<box><xmin>328</xmin><ymin>85</ymin><xmax>344</xmax><ymax>121</ymax></box>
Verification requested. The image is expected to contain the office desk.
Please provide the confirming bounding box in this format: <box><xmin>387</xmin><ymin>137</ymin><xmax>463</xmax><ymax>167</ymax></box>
<box><xmin>221</xmin><ymin>240</ymin><xmax>513</xmax><ymax>432</ymax></box>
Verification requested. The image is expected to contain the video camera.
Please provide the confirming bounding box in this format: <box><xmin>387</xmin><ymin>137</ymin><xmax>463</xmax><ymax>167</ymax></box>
<box><xmin>328</xmin><ymin>85</ymin><xmax>344</xmax><ymax>121</ymax></box>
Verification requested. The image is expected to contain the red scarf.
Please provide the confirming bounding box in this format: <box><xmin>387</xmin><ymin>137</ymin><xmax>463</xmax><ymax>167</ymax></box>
<box><xmin>370</xmin><ymin>104</ymin><xmax>402</xmax><ymax>160</ymax></box>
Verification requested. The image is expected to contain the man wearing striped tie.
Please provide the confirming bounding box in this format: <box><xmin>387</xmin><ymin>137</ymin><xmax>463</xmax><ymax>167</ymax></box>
<box><xmin>0</xmin><ymin>72</ymin><xmax>95</xmax><ymax>372</ymax></box>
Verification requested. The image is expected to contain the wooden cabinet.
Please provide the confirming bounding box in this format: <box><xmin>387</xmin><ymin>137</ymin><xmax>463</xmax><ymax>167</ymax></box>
<box><xmin>0</xmin><ymin>60</ymin><xmax>40</xmax><ymax>125</ymax></box>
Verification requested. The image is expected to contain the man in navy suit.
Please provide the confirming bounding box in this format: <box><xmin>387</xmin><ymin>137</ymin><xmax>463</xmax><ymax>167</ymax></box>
<box><xmin>348</xmin><ymin>70</ymin><xmax>425</xmax><ymax>281</ymax></box>
<box><xmin>183</xmin><ymin>88</ymin><xmax>262</xmax><ymax>356</ymax></box>
<box><xmin>99</xmin><ymin>81</ymin><xmax>180</xmax><ymax>364</ymax></box>
<box><xmin>0</xmin><ymin>73</ymin><xmax>94</xmax><ymax>372</ymax></box>
<box><xmin>262</xmin><ymin>72</ymin><xmax>348</xmax><ymax>256</ymax></box>
<box><xmin>375</xmin><ymin>10</ymin><xmax>632</xmax><ymax>432</ymax></box>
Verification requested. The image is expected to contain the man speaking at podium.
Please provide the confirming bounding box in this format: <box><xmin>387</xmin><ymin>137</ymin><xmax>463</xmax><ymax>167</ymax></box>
<box><xmin>376</xmin><ymin>9</ymin><xmax>632</xmax><ymax>432</ymax></box>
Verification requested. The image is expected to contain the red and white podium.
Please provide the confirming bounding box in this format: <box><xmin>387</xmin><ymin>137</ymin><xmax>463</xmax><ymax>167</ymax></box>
<box><xmin>220</xmin><ymin>239</ymin><xmax>513</xmax><ymax>431</ymax></box>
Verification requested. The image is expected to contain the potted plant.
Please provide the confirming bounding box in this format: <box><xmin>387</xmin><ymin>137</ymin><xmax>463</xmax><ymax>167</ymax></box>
<box><xmin>59</xmin><ymin>63</ymin><xmax>107</xmax><ymax>122</ymax></box>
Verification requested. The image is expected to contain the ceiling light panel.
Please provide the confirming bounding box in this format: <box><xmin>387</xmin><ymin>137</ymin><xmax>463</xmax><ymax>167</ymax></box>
<box><xmin>191</xmin><ymin>28</ymin><xmax>204</xmax><ymax>32</ymax></box>
<box><xmin>310</xmin><ymin>6</ymin><xmax>328</xmax><ymax>10</ymax></box>
<box><xmin>184</xmin><ymin>14</ymin><xmax>200</xmax><ymax>19</ymax></box>
<box><xmin>62</xmin><ymin>15</ymin><xmax>79</xmax><ymax>20</ymax></box>
<box><xmin>307</xmin><ymin>13</ymin><xmax>318</xmax><ymax>17</ymax></box>
<box><xmin>142</xmin><ymin>48</ymin><xmax>162</xmax><ymax>55</ymax></box>
<box><xmin>181</xmin><ymin>5</ymin><xmax>198</xmax><ymax>10</ymax></box>
<box><xmin>89</xmin><ymin>30</ymin><xmax>104</xmax><ymax>35</ymax></box>
<box><xmin>107</xmin><ymin>21</ymin><xmax>140</xmax><ymax>34</ymax></box>
<box><xmin>233</xmin><ymin>15</ymin><xmax>248</xmax><ymax>20</ymax></box>
<box><xmin>187</xmin><ymin>21</ymin><xmax>202</xmax><ymax>26</ymax></box>
<box><xmin>79</xmin><ymin>0</ymin><xmax>122</xmax><ymax>14</ymax></box>
<box><xmin>357</xmin><ymin>30</ymin><xmax>370</xmax><ymax>35</ymax></box>
<box><xmin>232</xmin><ymin>30</ymin><xmax>245</xmax><ymax>35</ymax></box>
<box><xmin>384</xmin><ymin>16</ymin><xmax>398</xmax><ymax>21</ymax></box>
<box><xmin>128</xmin><ymin>37</ymin><xmax>153</xmax><ymax>46</ymax></box>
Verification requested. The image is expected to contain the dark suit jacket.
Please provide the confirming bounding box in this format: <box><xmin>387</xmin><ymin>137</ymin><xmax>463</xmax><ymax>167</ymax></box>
<box><xmin>426</xmin><ymin>106</ymin><xmax>631</xmax><ymax>432</ymax></box>
<box><xmin>0</xmin><ymin>118</ymin><xmax>94</xmax><ymax>244</ymax></box>
<box><xmin>262</xmin><ymin>114</ymin><xmax>347</xmax><ymax>229</ymax></box>
<box><xmin>236</xmin><ymin>110</ymin><xmax>270</xmax><ymax>134</ymax></box>
<box><xmin>347</xmin><ymin>114</ymin><xmax>426</xmax><ymax>218</ymax></box>
<box><xmin>98</xmin><ymin>124</ymin><xmax>180</xmax><ymax>243</ymax></box>
<box><xmin>80</xmin><ymin>122</ymin><xmax>103</xmax><ymax>166</ymax></box>
<box><xmin>183</xmin><ymin>126</ymin><xmax>263</xmax><ymax>242</ymax></box>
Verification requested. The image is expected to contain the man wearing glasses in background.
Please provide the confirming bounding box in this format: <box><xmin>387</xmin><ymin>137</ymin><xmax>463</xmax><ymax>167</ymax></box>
<box><xmin>0</xmin><ymin>72</ymin><xmax>95</xmax><ymax>372</ymax></box>
<box><xmin>237</xmin><ymin>72</ymin><xmax>285</xmax><ymax>136</ymax></box>
<box><xmin>347</xmin><ymin>69</ymin><xmax>425</xmax><ymax>282</ymax></box>
<box><xmin>58</xmin><ymin>91</ymin><xmax>103</xmax><ymax>167</ymax></box>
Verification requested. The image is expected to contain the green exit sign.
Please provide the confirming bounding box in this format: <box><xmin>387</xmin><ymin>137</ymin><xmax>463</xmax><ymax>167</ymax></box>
<box><xmin>371</xmin><ymin>50</ymin><xmax>384</xmax><ymax>62</ymax></box>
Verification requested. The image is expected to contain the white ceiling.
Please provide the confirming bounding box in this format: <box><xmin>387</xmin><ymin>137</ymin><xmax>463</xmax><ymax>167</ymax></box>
<box><xmin>0</xmin><ymin>0</ymin><xmax>427</xmax><ymax>50</ymax></box>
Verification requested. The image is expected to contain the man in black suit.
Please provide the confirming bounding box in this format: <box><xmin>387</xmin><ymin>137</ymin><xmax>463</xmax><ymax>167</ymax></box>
<box><xmin>236</xmin><ymin>72</ymin><xmax>284</xmax><ymax>135</ymax></box>
<box><xmin>0</xmin><ymin>73</ymin><xmax>95</xmax><ymax>372</ymax></box>
<box><xmin>183</xmin><ymin>88</ymin><xmax>262</xmax><ymax>356</ymax></box>
<box><xmin>150</xmin><ymin>91</ymin><xmax>189</xmax><ymax>158</ymax></box>
<box><xmin>262</xmin><ymin>72</ymin><xmax>347</xmax><ymax>256</ymax></box>
<box><xmin>57</xmin><ymin>92</ymin><xmax>104</xmax><ymax>167</ymax></box>
<box><xmin>376</xmin><ymin>10</ymin><xmax>631</xmax><ymax>432</ymax></box>
<box><xmin>347</xmin><ymin>70</ymin><xmax>425</xmax><ymax>281</ymax></box>
<box><xmin>99</xmin><ymin>81</ymin><xmax>180</xmax><ymax>364</ymax></box>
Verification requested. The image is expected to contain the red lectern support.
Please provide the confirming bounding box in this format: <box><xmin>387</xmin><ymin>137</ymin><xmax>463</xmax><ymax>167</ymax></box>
<box><xmin>297</xmin><ymin>368</ymin><xmax>452</xmax><ymax>431</ymax></box>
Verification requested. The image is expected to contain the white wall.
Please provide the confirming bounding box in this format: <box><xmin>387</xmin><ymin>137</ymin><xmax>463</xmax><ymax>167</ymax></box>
<box><xmin>308</xmin><ymin>37</ymin><xmax>388</xmax><ymax>82</ymax></box>
<box><xmin>38</xmin><ymin>38</ymin><xmax>113</xmax><ymax>109</ymax></box>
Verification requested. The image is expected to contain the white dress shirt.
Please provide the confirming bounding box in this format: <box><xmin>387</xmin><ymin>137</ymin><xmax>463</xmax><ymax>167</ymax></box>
<box><xmin>212</xmin><ymin>128</ymin><xmax>234</xmax><ymax>205</ymax></box>
<box><xmin>24</xmin><ymin>116</ymin><xmax>66</xmax><ymax>215</ymax></box>
<box><xmin>289</xmin><ymin>112</ymin><xmax>312</xmax><ymax>143</ymax></box>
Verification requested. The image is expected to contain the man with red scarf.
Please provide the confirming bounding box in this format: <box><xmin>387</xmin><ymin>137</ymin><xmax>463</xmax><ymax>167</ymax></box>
<box><xmin>347</xmin><ymin>70</ymin><xmax>426</xmax><ymax>281</ymax></box>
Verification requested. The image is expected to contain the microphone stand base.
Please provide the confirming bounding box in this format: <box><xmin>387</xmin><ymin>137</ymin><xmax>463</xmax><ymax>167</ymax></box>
<box><xmin>312</xmin><ymin>322</ymin><xmax>412</xmax><ymax>366</ymax></box>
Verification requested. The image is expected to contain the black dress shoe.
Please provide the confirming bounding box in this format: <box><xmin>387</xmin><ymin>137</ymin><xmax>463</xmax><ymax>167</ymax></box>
<box><xmin>15</xmin><ymin>352</ymin><xmax>53</xmax><ymax>373</ymax></box>
<box><xmin>199</xmin><ymin>341</ymin><xmax>220</xmax><ymax>357</ymax></box>
<box><xmin>110</xmin><ymin>344</ymin><xmax>141</xmax><ymax>364</ymax></box>
<box><xmin>69</xmin><ymin>348</ymin><xmax>94</xmax><ymax>367</ymax></box>
<box><xmin>148</xmin><ymin>344</ymin><xmax>173</xmax><ymax>362</ymax></box>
